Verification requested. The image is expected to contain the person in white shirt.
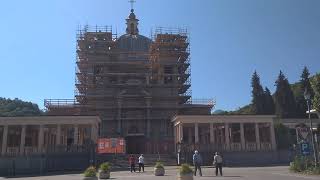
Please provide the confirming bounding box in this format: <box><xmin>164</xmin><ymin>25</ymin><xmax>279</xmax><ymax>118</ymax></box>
<box><xmin>213</xmin><ymin>152</ymin><xmax>223</xmax><ymax>176</ymax></box>
<box><xmin>138</xmin><ymin>154</ymin><xmax>144</xmax><ymax>172</ymax></box>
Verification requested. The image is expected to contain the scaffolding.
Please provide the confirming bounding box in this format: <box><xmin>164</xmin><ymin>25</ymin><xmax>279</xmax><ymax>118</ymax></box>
<box><xmin>45</xmin><ymin>25</ymin><xmax>214</xmax><ymax>140</ymax></box>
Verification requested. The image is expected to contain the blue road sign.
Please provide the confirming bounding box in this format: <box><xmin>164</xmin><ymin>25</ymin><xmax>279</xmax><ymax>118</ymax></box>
<box><xmin>301</xmin><ymin>143</ymin><xmax>310</xmax><ymax>155</ymax></box>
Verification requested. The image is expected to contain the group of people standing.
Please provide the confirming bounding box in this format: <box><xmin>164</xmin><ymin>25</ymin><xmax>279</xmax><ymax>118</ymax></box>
<box><xmin>128</xmin><ymin>154</ymin><xmax>145</xmax><ymax>173</ymax></box>
<box><xmin>193</xmin><ymin>150</ymin><xmax>223</xmax><ymax>176</ymax></box>
<box><xmin>128</xmin><ymin>151</ymin><xmax>223</xmax><ymax>176</ymax></box>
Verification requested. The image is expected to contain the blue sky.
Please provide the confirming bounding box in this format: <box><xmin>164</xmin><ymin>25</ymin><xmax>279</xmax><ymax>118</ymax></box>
<box><xmin>0</xmin><ymin>0</ymin><xmax>319</xmax><ymax>111</ymax></box>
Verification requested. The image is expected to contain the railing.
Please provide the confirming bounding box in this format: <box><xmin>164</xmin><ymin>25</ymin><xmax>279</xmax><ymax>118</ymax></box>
<box><xmin>230</xmin><ymin>143</ymin><xmax>242</xmax><ymax>151</ymax></box>
<box><xmin>246</xmin><ymin>142</ymin><xmax>257</xmax><ymax>151</ymax></box>
<box><xmin>176</xmin><ymin>142</ymin><xmax>272</xmax><ymax>153</ymax></box>
<box><xmin>260</xmin><ymin>142</ymin><xmax>272</xmax><ymax>151</ymax></box>
<box><xmin>77</xmin><ymin>25</ymin><xmax>117</xmax><ymax>41</ymax></box>
<box><xmin>186</xmin><ymin>98</ymin><xmax>215</xmax><ymax>106</ymax></box>
<box><xmin>44</xmin><ymin>99</ymin><xmax>79</xmax><ymax>108</ymax></box>
<box><xmin>151</xmin><ymin>27</ymin><xmax>189</xmax><ymax>41</ymax></box>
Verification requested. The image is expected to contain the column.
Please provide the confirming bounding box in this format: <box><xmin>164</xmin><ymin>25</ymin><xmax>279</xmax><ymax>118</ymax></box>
<box><xmin>174</xmin><ymin>125</ymin><xmax>177</xmax><ymax>153</ymax></box>
<box><xmin>90</xmin><ymin>124</ymin><xmax>97</xmax><ymax>142</ymax></box>
<box><xmin>74</xmin><ymin>125</ymin><xmax>79</xmax><ymax>145</ymax></box>
<box><xmin>210</xmin><ymin>123</ymin><xmax>215</xmax><ymax>143</ymax></box>
<box><xmin>240</xmin><ymin>123</ymin><xmax>245</xmax><ymax>151</ymax></box>
<box><xmin>188</xmin><ymin>127</ymin><xmax>193</xmax><ymax>144</ymax></box>
<box><xmin>38</xmin><ymin>125</ymin><xmax>44</xmax><ymax>152</ymax></box>
<box><xmin>270</xmin><ymin>122</ymin><xmax>277</xmax><ymax>150</ymax></box>
<box><xmin>1</xmin><ymin>125</ymin><xmax>8</xmax><ymax>155</ymax></box>
<box><xmin>255</xmin><ymin>123</ymin><xmax>261</xmax><ymax>150</ymax></box>
<box><xmin>179</xmin><ymin>124</ymin><xmax>183</xmax><ymax>142</ymax></box>
<box><xmin>19</xmin><ymin>125</ymin><xmax>26</xmax><ymax>155</ymax></box>
<box><xmin>224</xmin><ymin>123</ymin><xmax>230</xmax><ymax>150</ymax></box>
<box><xmin>56</xmin><ymin>124</ymin><xmax>61</xmax><ymax>145</ymax></box>
<box><xmin>195</xmin><ymin>123</ymin><xmax>199</xmax><ymax>143</ymax></box>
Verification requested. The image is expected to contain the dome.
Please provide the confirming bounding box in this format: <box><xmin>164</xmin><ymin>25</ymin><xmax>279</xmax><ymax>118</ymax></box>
<box><xmin>117</xmin><ymin>34</ymin><xmax>152</xmax><ymax>52</ymax></box>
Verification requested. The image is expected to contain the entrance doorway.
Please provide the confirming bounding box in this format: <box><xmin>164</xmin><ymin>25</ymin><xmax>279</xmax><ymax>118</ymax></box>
<box><xmin>125</xmin><ymin>136</ymin><xmax>146</xmax><ymax>154</ymax></box>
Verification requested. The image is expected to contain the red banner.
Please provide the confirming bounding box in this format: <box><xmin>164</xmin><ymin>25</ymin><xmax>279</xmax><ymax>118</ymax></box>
<box><xmin>97</xmin><ymin>138</ymin><xmax>125</xmax><ymax>154</ymax></box>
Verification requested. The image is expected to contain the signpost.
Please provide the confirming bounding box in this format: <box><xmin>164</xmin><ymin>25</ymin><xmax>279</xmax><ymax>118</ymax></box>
<box><xmin>301</xmin><ymin>142</ymin><xmax>311</xmax><ymax>156</ymax></box>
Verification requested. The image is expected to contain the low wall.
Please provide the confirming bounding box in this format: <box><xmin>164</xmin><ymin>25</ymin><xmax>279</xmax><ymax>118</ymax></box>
<box><xmin>180</xmin><ymin>150</ymin><xmax>293</xmax><ymax>166</ymax></box>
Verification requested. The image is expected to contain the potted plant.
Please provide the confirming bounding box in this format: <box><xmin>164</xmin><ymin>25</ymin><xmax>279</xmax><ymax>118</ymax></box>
<box><xmin>98</xmin><ymin>162</ymin><xmax>111</xmax><ymax>179</ymax></box>
<box><xmin>83</xmin><ymin>166</ymin><xmax>97</xmax><ymax>180</ymax></box>
<box><xmin>177</xmin><ymin>164</ymin><xmax>193</xmax><ymax>180</ymax></box>
<box><xmin>154</xmin><ymin>161</ymin><xmax>165</xmax><ymax>176</ymax></box>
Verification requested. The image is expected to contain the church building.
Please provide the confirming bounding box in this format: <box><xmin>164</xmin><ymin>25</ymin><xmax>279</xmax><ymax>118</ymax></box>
<box><xmin>45</xmin><ymin>7</ymin><xmax>214</xmax><ymax>154</ymax></box>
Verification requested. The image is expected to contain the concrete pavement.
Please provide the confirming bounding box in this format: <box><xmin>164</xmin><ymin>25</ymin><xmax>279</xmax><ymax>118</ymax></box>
<box><xmin>0</xmin><ymin>166</ymin><xmax>319</xmax><ymax>180</ymax></box>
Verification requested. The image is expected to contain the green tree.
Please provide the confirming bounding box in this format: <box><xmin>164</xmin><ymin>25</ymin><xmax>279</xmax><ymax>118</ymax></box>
<box><xmin>0</xmin><ymin>98</ymin><xmax>42</xmax><ymax>116</ymax></box>
<box><xmin>312</xmin><ymin>74</ymin><xmax>320</xmax><ymax>112</ymax></box>
<box><xmin>263</xmin><ymin>87</ymin><xmax>275</xmax><ymax>114</ymax></box>
<box><xmin>251</xmin><ymin>71</ymin><xmax>265</xmax><ymax>114</ymax></box>
<box><xmin>274</xmin><ymin>71</ymin><xmax>297</xmax><ymax>118</ymax></box>
<box><xmin>274</xmin><ymin>122</ymin><xmax>295</xmax><ymax>149</ymax></box>
<box><xmin>295</xmin><ymin>67</ymin><xmax>314</xmax><ymax>117</ymax></box>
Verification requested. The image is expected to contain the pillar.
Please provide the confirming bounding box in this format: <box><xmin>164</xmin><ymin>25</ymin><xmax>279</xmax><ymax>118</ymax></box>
<box><xmin>240</xmin><ymin>123</ymin><xmax>245</xmax><ymax>151</ymax></box>
<box><xmin>38</xmin><ymin>125</ymin><xmax>44</xmax><ymax>152</ymax></box>
<box><xmin>179</xmin><ymin>124</ymin><xmax>183</xmax><ymax>142</ymax></box>
<box><xmin>91</xmin><ymin>124</ymin><xmax>97</xmax><ymax>142</ymax></box>
<box><xmin>74</xmin><ymin>125</ymin><xmax>79</xmax><ymax>145</ymax></box>
<box><xmin>195</xmin><ymin>123</ymin><xmax>199</xmax><ymax>143</ymax></box>
<box><xmin>1</xmin><ymin>125</ymin><xmax>8</xmax><ymax>155</ymax></box>
<box><xmin>270</xmin><ymin>122</ymin><xmax>277</xmax><ymax>150</ymax></box>
<box><xmin>188</xmin><ymin>127</ymin><xmax>192</xmax><ymax>143</ymax></box>
<box><xmin>255</xmin><ymin>123</ymin><xmax>261</xmax><ymax>150</ymax></box>
<box><xmin>210</xmin><ymin>123</ymin><xmax>214</xmax><ymax>143</ymax></box>
<box><xmin>20</xmin><ymin>125</ymin><xmax>26</xmax><ymax>155</ymax></box>
<box><xmin>56</xmin><ymin>124</ymin><xmax>61</xmax><ymax>145</ymax></box>
<box><xmin>224</xmin><ymin>123</ymin><xmax>230</xmax><ymax>150</ymax></box>
<box><xmin>174</xmin><ymin>125</ymin><xmax>177</xmax><ymax>153</ymax></box>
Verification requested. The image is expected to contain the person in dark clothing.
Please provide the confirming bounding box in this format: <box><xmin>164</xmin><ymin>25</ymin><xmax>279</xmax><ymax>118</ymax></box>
<box><xmin>192</xmin><ymin>150</ymin><xmax>202</xmax><ymax>176</ymax></box>
<box><xmin>213</xmin><ymin>152</ymin><xmax>223</xmax><ymax>176</ymax></box>
<box><xmin>129</xmin><ymin>154</ymin><xmax>136</xmax><ymax>172</ymax></box>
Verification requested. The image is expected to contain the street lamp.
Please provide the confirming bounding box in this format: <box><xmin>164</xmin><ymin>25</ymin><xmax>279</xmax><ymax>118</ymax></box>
<box><xmin>304</xmin><ymin>88</ymin><xmax>319</xmax><ymax>167</ymax></box>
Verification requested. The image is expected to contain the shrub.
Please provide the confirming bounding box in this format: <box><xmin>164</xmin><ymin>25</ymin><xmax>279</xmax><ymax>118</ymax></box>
<box><xmin>179</xmin><ymin>163</ymin><xmax>193</xmax><ymax>175</ymax></box>
<box><xmin>100</xmin><ymin>162</ymin><xmax>111</xmax><ymax>172</ymax></box>
<box><xmin>84</xmin><ymin>166</ymin><xmax>96</xmax><ymax>177</ymax></box>
<box><xmin>289</xmin><ymin>156</ymin><xmax>319</xmax><ymax>174</ymax></box>
<box><xmin>155</xmin><ymin>161</ymin><xmax>164</xmax><ymax>168</ymax></box>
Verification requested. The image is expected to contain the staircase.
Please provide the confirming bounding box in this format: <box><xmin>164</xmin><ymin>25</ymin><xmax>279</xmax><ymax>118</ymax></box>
<box><xmin>96</xmin><ymin>154</ymin><xmax>177</xmax><ymax>169</ymax></box>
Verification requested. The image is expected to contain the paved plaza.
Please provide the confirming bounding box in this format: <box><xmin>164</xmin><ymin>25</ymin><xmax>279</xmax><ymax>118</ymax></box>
<box><xmin>1</xmin><ymin>166</ymin><xmax>319</xmax><ymax>180</ymax></box>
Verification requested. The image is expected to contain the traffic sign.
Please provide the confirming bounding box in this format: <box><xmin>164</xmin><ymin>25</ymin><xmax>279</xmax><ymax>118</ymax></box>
<box><xmin>301</xmin><ymin>143</ymin><xmax>310</xmax><ymax>155</ymax></box>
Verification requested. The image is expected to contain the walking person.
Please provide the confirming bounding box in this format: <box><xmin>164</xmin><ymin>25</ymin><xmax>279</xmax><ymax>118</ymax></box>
<box><xmin>138</xmin><ymin>154</ymin><xmax>145</xmax><ymax>172</ymax></box>
<box><xmin>192</xmin><ymin>150</ymin><xmax>202</xmax><ymax>176</ymax></box>
<box><xmin>213</xmin><ymin>152</ymin><xmax>223</xmax><ymax>176</ymax></box>
<box><xmin>129</xmin><ymin>154</ymin><xmax>136</xmax><ymax>172</ymax></box>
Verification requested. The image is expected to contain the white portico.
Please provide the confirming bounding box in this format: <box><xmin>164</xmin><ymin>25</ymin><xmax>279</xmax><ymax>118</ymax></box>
<box><xmin>172</xmin><ymin>115</ymin><xmax>277</xmax><ymax>152</ymax></box>
<box><xmin>0</xmin><ymin>116</ymin><xmax>100</xmax><ymax>156</ymax></box>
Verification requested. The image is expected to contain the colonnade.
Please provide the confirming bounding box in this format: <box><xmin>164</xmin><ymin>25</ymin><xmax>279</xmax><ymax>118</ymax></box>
<box><xmin>173</xmin><ymin>116</ymin><xmax>277</xmax><ymax>152</ymax></box>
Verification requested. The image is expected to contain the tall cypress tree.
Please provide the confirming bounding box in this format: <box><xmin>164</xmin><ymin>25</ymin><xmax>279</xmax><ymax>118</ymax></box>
<box><xmin>296</xmin><ymin>66</ymin><xmax>314</xmax><ymax>117</ymax></box>
<box><xmin>274</xmin><ymin>71</ymin><xmax>297</xmax><ymax>118</ymax></box>
<box><xmin>251</xmin><ymin>71</ymin><xmax>265</xmax><ymax>114</ymax></box>
<box><xmin>313</xmin><ymin>74</ymin><xmax>320</xmax><ymax>112</ymax></box>
<box><xmin>264</xmin><ymin>87</ymin><xmax>275</xmax><ymax>114</ymax></box>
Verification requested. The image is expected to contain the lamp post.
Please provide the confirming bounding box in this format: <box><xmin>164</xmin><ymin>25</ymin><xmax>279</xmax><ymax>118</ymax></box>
<box><xmin>304</xmin><ymin>89</ymin><xmax>318</xmax><ymax>167</ymax></box>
